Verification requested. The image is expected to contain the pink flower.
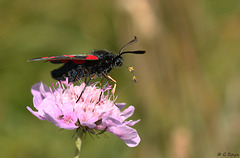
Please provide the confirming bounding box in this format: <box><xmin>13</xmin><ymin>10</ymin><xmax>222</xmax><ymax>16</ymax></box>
<box><xmin>27</xmin><ymin>80</ymin><xmax>140</xmax><ymax>147</ymax></box>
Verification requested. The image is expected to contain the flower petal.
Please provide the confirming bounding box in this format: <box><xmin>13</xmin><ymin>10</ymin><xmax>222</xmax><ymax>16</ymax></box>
<box><xmin>103</xmin><ymin>116</ymin><xmax>121</xmax><ymax>127</ymax></box>
<box><xmin>27</xmin><ymin>106</ymin><xmax>46</xmax><ymax>120</ymax></box>
<box><xmin>44</xmin><ymin>112</ymin><xmax>78</xmax><ymax>130</ymax></box>
<box><xmin>123</xmin><ymin>119</ymin><xmax>141</xmax><ymax>126</ymax></box>
<box><xmin>121</xmin><ymin>106</ymin><xmax>135</xmax><ymax>120</ymax></box>
<box><xmin>31</xmin><ymin>82</ymin><xmax>51</xmax><ymax>107</ymax></box>
<box><xmin>81</xmin><ymin>122</ymin><xmax>96</xmax><ymax>129</ymax></box>
<box><xmin>107</xmin><ymin>125</ymin><xmax>140</xmax><ymax>147</ymax></box>
<box><xmin>123</xmin><ymin>133</ymin><xmax>141</xmax><ymax>147</ymax></box>
<box><xmin>115</xmin><ymin>103</ymin><xmax>126</xmax><ymax>110</ymax></box>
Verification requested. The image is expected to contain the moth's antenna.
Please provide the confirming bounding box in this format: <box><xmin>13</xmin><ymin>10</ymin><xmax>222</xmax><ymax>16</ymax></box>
<box><xmin>118</xmin><ymin>36</ymin><xmax>138</xmax><ymax>55</ymax></box>
<box><xmin>119</xmin><ymin>50</ymin><xmax>145</xmax><ymax>56</ymax></box>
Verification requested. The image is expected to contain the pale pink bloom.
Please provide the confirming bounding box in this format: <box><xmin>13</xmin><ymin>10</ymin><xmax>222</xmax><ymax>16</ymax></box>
<box><xmin>27</xmin><ymin>80</ymin><xmax>140</xmax><ymax>147</ymax></box>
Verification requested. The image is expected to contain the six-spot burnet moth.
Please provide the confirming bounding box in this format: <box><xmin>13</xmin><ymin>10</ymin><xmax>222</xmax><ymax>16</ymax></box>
<box><xmin>28</xmin><ymin>36</ymin><xmax>145</xmax><ymax>102</ymax></box>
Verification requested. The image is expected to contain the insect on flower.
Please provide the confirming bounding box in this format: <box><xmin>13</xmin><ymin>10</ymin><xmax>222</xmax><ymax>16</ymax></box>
<box><xmin>28</xmin><ymin>36</ymin><xmax>145</xmax><ymax>102</ymax></box>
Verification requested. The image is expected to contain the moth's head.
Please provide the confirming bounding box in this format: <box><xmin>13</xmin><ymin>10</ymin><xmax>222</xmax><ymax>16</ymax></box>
<box><xmin>113</xmin><ymin>56</ymin><xmax>123</xmax><ymax>67</ymax></box>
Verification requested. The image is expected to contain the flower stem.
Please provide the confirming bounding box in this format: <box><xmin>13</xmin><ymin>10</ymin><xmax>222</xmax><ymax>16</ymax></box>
<box><xmin>74</xmin><ymin>130</ymin><xmax>84</xmax><ymax>158</ymax></box>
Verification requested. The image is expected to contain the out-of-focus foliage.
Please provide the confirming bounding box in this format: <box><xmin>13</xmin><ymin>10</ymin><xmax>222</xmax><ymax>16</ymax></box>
<box><xmin>1</xmin><ymin>0</ymin><xmax>240</xmax><ymax>157</ymax></box>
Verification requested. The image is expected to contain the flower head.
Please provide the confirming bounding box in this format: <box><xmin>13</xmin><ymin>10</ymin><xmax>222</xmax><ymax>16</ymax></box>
<box><xmin>27</xmin><ymin>80</ymin><xmax>140</xmax><ymax>147</ymax></box>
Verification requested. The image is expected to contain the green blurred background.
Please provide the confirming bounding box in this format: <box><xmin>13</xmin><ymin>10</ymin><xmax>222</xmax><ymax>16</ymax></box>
<box><xmin>1</xmin><ymin>0</ymin><xmax>240</xmax><ymax>157</ymax></box>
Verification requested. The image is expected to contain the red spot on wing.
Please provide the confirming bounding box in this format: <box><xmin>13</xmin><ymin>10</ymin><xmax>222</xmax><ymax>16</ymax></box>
<box><xmin>86</xmin><ymin>55</ymin><xmax>99</xmax><ymax>60</ymax></box>
<box><xmin>44</xmin><ymin>56</ymin><xmax>56</xmax><ymax>61</ymax></box>
<box><xmin>64</xmin><ymin>55</ymin><xmax>75</xmax><ymax>58</ymax></box>
<box><xmin>72</xmin><ymin>60</ymin><xmax>86</xmax><ymax>64</ymax></box>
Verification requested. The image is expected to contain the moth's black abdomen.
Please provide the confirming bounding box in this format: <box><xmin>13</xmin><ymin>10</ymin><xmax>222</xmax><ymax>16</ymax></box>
<box><xmin>51</xmin><ymin>61</ymin><xmax>85</xmax><ymax>82</ymax></box>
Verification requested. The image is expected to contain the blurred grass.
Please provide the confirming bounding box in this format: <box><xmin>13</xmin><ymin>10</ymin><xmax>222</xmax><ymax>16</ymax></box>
<box><xmin>1</xmin><ymin>0</ymin><xmax>240</xmax><ymax>158</ymax></box>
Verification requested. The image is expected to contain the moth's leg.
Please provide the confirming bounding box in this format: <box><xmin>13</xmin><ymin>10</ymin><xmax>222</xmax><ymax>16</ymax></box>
<box><xmin>74</xmin><ymin>69</ymin><xmax>81</xmax><ymax>82</ymax></box>
<box><xmin>97</xmin><ymin>79</ymin><xmax>109</xmax><ymax>103</ymax></box>
<box><xmin>99</xmin><ymin>77</ymin><xmax>104</xmax><ymax>87</ymax></box>
<box><xmin>102</xmin><ymin>73</ymin><xmax>117</xmax><ymax>99</ymax></box>
<box><xmin>75</xmin><ymin>68</ymin><xmax>88</xmax><ymax>83</ymax></box>
<box><xmin>76</xmin><ymin>74</ymin><xmax>97</xmax><ymax>103</ymax></box>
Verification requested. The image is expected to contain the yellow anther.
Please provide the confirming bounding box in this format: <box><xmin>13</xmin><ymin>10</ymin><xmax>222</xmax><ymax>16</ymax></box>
<box><xmin>128</xmin><ymin>67</ymin><xmax>135</xmax><ymax>73</ymax></box>
<box><xmin>132</xmin><ymin>76</ymin><xmax>137</xmax><ymax>83</ymax></box>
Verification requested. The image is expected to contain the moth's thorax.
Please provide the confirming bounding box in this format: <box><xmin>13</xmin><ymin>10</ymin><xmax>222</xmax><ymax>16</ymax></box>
<box><xmin>83</xmin><ymin>50</ymin><xmax>118</xmax><ymax>75</ymax></box>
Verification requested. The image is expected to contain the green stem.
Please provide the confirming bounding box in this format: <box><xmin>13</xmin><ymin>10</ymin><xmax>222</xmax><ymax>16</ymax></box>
<box><xmin>74</xmin><ymin>130</ymin><xmax>84</xmax><ymax>158</ymax></box>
